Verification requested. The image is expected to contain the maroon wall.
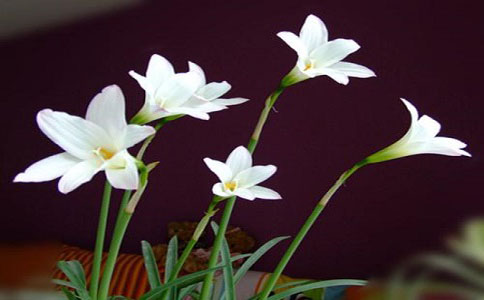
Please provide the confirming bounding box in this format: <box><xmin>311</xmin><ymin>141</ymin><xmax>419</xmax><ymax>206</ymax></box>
<box><xmin>2</xmin><ymin>0</ymin><xmax>483</xmax><ymax>279</ymax></box>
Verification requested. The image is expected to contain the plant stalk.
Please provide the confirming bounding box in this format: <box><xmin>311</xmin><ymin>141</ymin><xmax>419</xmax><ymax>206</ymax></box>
<box><xmin>96</xmin><ymin>119</ymin><xmax>167</xmax><ymax>300</ymax></box>
<box><xmin>199</xmin><ymin>85</ymin><xmax>286</xmax><ymax>300</ymax></box>
<box><xmin>89</xmin><ymin>181</ymin><xmax>112</xmax><ymax>300</ymax></box>
<box><xmin>97</xmin><ymin>190</ymin><xmax>132</xmax><ymax>300</ymax></box>
<box><xmin>258</xmin><ymin>163</ymin><xmax>363</xmax><ymax>300</ymax></box>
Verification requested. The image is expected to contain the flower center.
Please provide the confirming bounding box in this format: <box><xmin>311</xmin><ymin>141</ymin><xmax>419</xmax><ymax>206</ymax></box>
<box><xmin>304</xmin><ymin>62</ymin><xmax>313</xmax><ymax>71</ymax></box>
<box><xmin>224</xmin><ymin>181</ymin><xmax>237</xmax><ymax>192</ymax></box>
<box><xmin>94</xmin><ymin>147</ymin><xmax>115</xmax><ymax>161</ymax></box>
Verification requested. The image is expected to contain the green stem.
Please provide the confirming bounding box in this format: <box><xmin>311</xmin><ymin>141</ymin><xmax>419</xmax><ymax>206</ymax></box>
<box><xmin>170</xmin><ymin>199</ymin><xmax>220</xmax><ymax>280</ymax></box>
<box><xmin>258</xmin><ymin>163</ymin><xmax>364</xmax><ymax>300</ymax></box>
<box><xmin>97</xmin><ymin>190</ymin><xmax>132</xmax><ymax>300</ymax></box>
<box><xmin>200</xmin><ymin>197</ymin><xmax>237</xmax><ymax>300</ymax></box>
<box><xmin>136</xmin><ymin>120</ymin><xmax>167</xmax><ymax>160</ymax></box>
<box><xmin>97</xmin><ymin>119</ymin><xmax>167</xmax><ymax>300</ymax></box>
<box><xmin>199</xmin><ymin>85</ymin><xmax>286</xmax><ymax>300</ymax></box>
<box><xmin>89</xmin><ymin>181</ymin><xmax>112</xmax><ymax>300</ymax></box>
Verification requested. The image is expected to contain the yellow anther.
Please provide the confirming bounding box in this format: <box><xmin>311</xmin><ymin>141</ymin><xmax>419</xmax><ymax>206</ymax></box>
<box><xmin>224</xmin><ymin>181</ymin><xmax>237</xmax><ymax>192</ymax></box>
<box><xmin>96</xmin><ymin>147</ymin><xmax>115</xmax><ymax>160</ymax></box>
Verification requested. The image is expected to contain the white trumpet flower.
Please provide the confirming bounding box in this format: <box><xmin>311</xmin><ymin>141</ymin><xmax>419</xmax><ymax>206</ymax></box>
<box><xmin>183</xmin><ymin>62</ymin><xmax>249</xmax><ymax>114</ymax></box>
<box><xmin>14</xmin><ymin>85</ymin><xmax>156</xmax><ymax>194</ymax></box>
<box><xmin>365</xmin><ymin>98</ymin><xmax>471</xmax><ymax>164</ymax></box>
<box><xmin>130</xmin><ymin>55</ymin><xmax>247</xmax><ymax>123</ymax></box>
<box><xmin>278</xmin><ymin>14</ymin><xmax>375</xmax><ymax>85</ymax></box>
<box><xmin>203</xmin><ymin>146</ymin><xmax>281</xmax><ymax>201</ymax></box>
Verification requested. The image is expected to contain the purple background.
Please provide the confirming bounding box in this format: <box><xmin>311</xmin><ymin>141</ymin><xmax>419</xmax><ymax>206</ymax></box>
<box><xmin>2</xmin><ymin>0</ymin><xmax>483</xmax><ymax>279</ymax></box>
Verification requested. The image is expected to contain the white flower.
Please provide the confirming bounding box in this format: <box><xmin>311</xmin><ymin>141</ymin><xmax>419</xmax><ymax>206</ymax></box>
<box><xmin>129</xmin><ymin>55</ymin><xmax>247</xmax><ymax>123</ymax></box>
<box><xmin>277</xmin><ymin>14</ymin><xmax>375</xmax><ymax>85</ymax></box>
<box><xmin>183</xmin><ymin>62</ymin><xmax>249</xmax><ymax>114</ymax></box>
<box><xmin>14</xmin><ymin>85</ymin><xmax>156</xmax><ymax>194</ymax></box>
<box><xmin>365</xmin><ymin>98</ymin><xmax>471</xmax><ymax>164</ymax></box>
<box><xmin>203</xmin><ymin>146</ymin><xmax>281</xmax><ymax>201</ymax></box>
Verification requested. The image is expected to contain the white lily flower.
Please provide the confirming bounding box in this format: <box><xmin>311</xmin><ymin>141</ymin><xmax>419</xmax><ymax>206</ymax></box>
<box><xmin>130</xmin><ymin>55</ymin><xmax>247</xmax><ymax>124</ymax></box>
<box><xmin>14</xmin><ymin>85</ymin><xmax>156</xmax><ymax>194</ymax></box>
<box><xmin>183</xmin><ymin>62</ymin><xmax>249</xmax><ymax>114</ymax></box>
<box><xmin>364</xmin><ymin>98</ymin><xmax>471</xmax><ymax>164</ymax></box>
<box><xmin>278</xmin><ymin>14</ymin><xmax>375</xmax><ymax>86</ymax></box>
<box><xmin>203</xmin><ymin>146</ymin><xmax>281</xmax><ymax>201</ymax></box>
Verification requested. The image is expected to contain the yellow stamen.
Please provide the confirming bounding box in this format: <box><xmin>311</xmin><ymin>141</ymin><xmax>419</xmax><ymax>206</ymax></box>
<box><xmin>224</xmin><ymin>181</ymin><xmax>237</xmax><ymax>192</ymax></box>
<box><xmin>97</xmin><ymin>147</ymin><xmax>115</xmax><ymax>160</ymax></box>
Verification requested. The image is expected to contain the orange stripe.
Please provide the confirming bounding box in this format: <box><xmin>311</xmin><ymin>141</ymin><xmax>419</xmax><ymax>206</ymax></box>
<box><xmin>110</xmin><ymin>254</ymin><xmax>136</xmax><ymax>295</ymax></box>
<box><xmin>124</xmin><ymin>257</ymin><xmax>144</xmax><ymax>297</ymax></box>
<box><xmin>116</xmin><ymin>255</ymin><xmax>140</xmax><ymax>296</ymax></box>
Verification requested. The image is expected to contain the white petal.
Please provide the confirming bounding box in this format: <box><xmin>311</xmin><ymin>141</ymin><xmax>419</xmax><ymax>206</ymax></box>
<box><xmin>156</xmin><ymin>72</ymin><xmax>200</xmax><ymax>108</ymax></box>
<box><xmin>203</xmin><ymin>158</ymin><xmax>233</xmax><ymax>183</ymax></box>
<box><xmin>37</xmin><ymin>109</ymin><xmax>110</xmax><ymax>160</ymax></box>
<box><xmin>146</xmin><ymin>54</ymin><xmax>175</xmax><ymax>87</ymax></box>
<box><xmin>188</xmin><ymin>61</ymin><xmax>206</xmax><ymax>87</ymax></box>
<box><xmin>235</xmin><ymin>165</ymin><xmax>277</xmax><ymax>188</ymax></box>
<box><xmin>189</xmin><ymin>101</ymin><xmax>227</xmax><ymax>114</ymax></box>
<box><xmin>86</xmin><ymin>85</ymin><xmax>127</xmax><ymax>140</ymax></box>
<box><xmin>277</xmin><ymin>31</ymin><xmax>308</xmax><ymax>58</ymax></box>
<box><xmin>330</xmin><ymin>62</ymin><xmax>375</xmax><ymax>78</ymax></box>
<box><xmin>299</xmin><ymin>14</ymin><xmax>328</xmax><ymax>53</ymax></box>
<box><xmin>14</xmin><ymin>152</ymin><xmax>80</xmax><ymax>183</ymax></box>
<box><xmin>123</xmin><ymin>124</ymin><xmax>156</xmax><ymax>149</ymax></box>
<box><xmin>234</xmin><ymin>188</ymin><xmax>256</xmax><ymax>200</ymax></box>
<box><xmin>248</xmin><ymin>186</ymin><xmax>282</xmax><ymax>200</ymax></box>
<box><xmin>58</xmin><ymin>160</ymin><xmax>99</xmax><ymax>194</ymax></box>
<box><xmin>212</xmin><ymin>182</ymin><xmax>231</xmax><ymax>197</ymax></box>
<box><xmin>211</xmin><ymin>97</ymin><xmax>249</xmax><ymax>106</ymax></box>
<box><xmin>105</xmin><ymin>154</ymin><xmax>139</xmax><ymax>190</ymax></box>
<box><xmin>129</xmin><ymin>71</ymin><xmax>155</xmax><ymax>96</ymax></box>
<box><xmin>311</xmin><ymin>39</ymin><xmax>360</xmax><ymax>68</ymax></box>
<box><xmin>424</xmin><ymin>137</ymin><xmax>471</xmax><ymax>157</ymax></box>
<box><xmin>197</xmin><ymin>82</ymin><xmax>231</xmax><ymax>101</ymax></box>
<box><xmin>400</xmin><ymin>98</ymin><xmax>419</xmax><ymax>128</ymax></box>
<box><xmin>412</xmin><ymin>115</ymin><xmax>441</xmax><ymax>141</ymax></box>
<box><xmin>226</xmin><ymin>146</ymin><xmax>252</xmax><ymax>175</ymax></box>
<box><xmin>312</xmin><ymin>68</ymin><xmax>349</xmax><ymax>85</ymax></box>
<box><xmin>165</xmin><ymin>107</ymin><xmax>210</xmax><ymax>120</ymax></box>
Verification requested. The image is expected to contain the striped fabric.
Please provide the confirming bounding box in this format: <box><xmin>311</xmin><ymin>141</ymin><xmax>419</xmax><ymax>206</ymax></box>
<box><xmin>52</xmin><ymin>245</ymin><xmax>163</xmax><ymax>299</ymax></box>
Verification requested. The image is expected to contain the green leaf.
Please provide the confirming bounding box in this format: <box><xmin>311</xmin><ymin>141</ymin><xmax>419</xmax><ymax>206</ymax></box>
<box><xmin>57</xmin><ymin>261</ymin><xmax>86</xmax><ymax>289</ymax></box>
<box><xmin>139</xmin><ymin>266</ymin><xmax>224</xmax><ymax>300</ymax></box>
<box><xmin>266</xmin><ymin>279</ymin><xmax>367</xmax><ymax>300</ymax></box>
<box><xmin>177</xmin><ymin>283</ymin><xmax>199</xmax><ymax>300</ymax></box>
<box><xmin>210</xmin><ymin>222</ymin><xmax>235</xmax><ymax>300</ymax></box>
<box><xmin>165</xmin><ymin>235</ymin><xmax>178</xmax><ymax>300</ymax></box>
<box><xmin>273</xmin><ymin>280</ymin><xmax>313</xmax><ymax>290</ymax></box>
<box><xmin>141</xmin><ymin>240</ymin><xmax>162</xmax><ymax>289</ymax></box>
<box><xmin>60</xmin><ymin>287</ymin><xmax>77</xmax><ymax>300</ymax></box>
<box><xmin>52</xmin><ymin>279</ymin><xmax>77</xmax><ymax>289</ymax></box>
<box><xmin>165</xmin><ymin>235</ymin><xmax>179</xmax><ymax>283</ymax></box>
<box><xmin>234</xmin><ymin>236</ymin><xmax>289</xmax><ymax>284</ymax></box>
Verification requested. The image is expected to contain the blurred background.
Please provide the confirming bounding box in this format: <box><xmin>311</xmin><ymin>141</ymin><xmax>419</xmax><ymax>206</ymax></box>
<box><xmin>1</xmin><ymin>0</ymin><xmax>483</xmax><ymax>282</ymax></box>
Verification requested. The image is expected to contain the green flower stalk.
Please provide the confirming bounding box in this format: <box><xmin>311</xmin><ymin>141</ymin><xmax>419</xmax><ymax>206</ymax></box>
<box><xmin>199</xmin><ymin>85</ymin><xmax>287</xmax><ymax>300</ymax></box>
<box><xmin>258</xmin><ymin>97</ymin><xmax>471</xmax><ymax>299</ymax></box>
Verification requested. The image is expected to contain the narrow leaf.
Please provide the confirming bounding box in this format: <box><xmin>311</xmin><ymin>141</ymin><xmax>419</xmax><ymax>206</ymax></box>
<box><xmin>165</xmin><ymin>235</ymin><xmax>179</xmax><ymax>283</ymax></box>
<box><xmin>57</xmin><ymin>261</ymin><xmax>85</xmax><ymax>290</ymax></box>
<box><xmin>60</xmin><ymin>287</ymin><xmax>77</xmax><ymax>300</ymax></box>
<box><xmin>234</xmin><ymin>236</ymin><xmax>289</xmax><ymax>284</ymax></box>
<box><xmin>142</xmin><ymin>240</ymin><xmax>162</xmax><ymax>289</ymax></box>
<box><xmin>266</xmin><ymin>279</ymin><xmax>367</xmax><ymax>300</ymax></box>
<box><xmin>210</xmin><ymin>222</ymin><xmax>235</xmax><ymax>300</ymax></box>
<box><xmin>139</xmin><ymin>266</ymin><xmax>224</xmax><ymax>300</ymax></box>
<box><xmin>178</xmin><ymin>283</ymin><xmax>199</xmax><ymax>300</ymax></box>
